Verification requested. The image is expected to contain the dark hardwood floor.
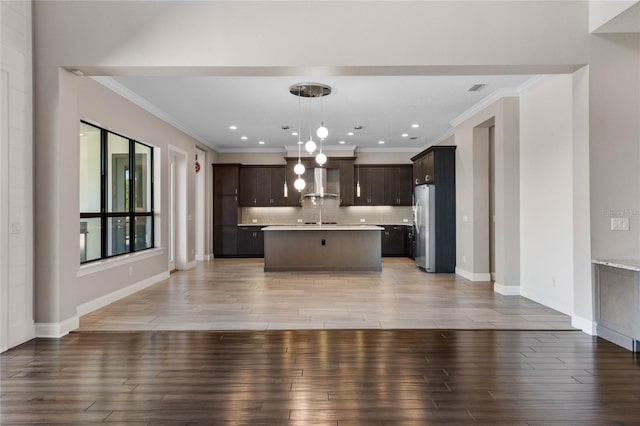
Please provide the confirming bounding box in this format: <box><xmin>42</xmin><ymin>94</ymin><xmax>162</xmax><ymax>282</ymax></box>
<box><xmin>2</xmin><ymin>329</ymin><xmax>640</xmax><ymax>424</ymax></box>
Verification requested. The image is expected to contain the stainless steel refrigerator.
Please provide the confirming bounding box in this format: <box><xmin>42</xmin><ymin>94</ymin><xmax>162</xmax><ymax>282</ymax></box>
<box><xmin>414</xmin><ymin>184</ymin><xmax>436</xmax><ymax>272</ymax></box>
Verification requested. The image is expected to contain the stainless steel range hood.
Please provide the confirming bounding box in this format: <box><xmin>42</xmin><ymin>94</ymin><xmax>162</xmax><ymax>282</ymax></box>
<box><xmin>303</xmin><ymin>167</ymin><xmax>338</xmax><ymax>199</ymax></box>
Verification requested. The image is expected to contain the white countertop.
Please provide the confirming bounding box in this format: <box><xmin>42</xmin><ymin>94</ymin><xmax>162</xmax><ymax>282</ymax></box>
<box><xmin>592</xmin><ymin>259</ymin><xmax>640</xmax><ymax>272</ymax></box>
<box><xmin>262</xmin><ymin>225</ymin><xmax>384</xmax><ymax>231</ymax></box>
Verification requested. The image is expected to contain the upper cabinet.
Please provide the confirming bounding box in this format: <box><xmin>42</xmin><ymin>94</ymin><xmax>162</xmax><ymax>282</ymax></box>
<box><xmin>411</xmin><ymin>146</ymin><xmax>455</xmax><ymax>186</ymax></box>
<box><xmin>354</xmin><ymin>166</ymin><xmax>385</xmax><ymax>206</ymax></box>
<box><xmin>384</xmin><ymin>166</ymin><xmax>413</xmax><ymax>206</ymax></box>
<box><xmin>239</xmin><ymin>166</ymin><xmax>291</xmax><ymax>207</ymax></box>
<box><xmin>355</xmin><ymin>165</ymin><xmax>412</xmax><ymax>206</ymax></box>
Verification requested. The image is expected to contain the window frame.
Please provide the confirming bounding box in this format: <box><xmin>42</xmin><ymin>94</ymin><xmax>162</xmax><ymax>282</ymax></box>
<box><xmin>80</xmin><ymin>120</ymin><xmax>155</xmax><ymax>264</ymax></box>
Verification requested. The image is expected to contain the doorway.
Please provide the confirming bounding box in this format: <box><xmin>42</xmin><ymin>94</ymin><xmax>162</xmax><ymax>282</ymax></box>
<box><xmin>195</xmin><ymin>147</ymin><xmax>206</xmax><ymax>261</ymax></box>
<box><xmin>168</xmin><ymin>146</ymin><xmax>188</xmax><ymax>271</ymax></box>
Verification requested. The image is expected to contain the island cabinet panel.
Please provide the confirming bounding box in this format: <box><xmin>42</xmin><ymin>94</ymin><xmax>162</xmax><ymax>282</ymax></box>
<box><xmin>239</xmin><ymin>166</ymin><xmax>289</xmax><ymax>207</ymax></box>
<box><xmin>213</xmin><ymin>164</ymin><xmax>240</xmax><ymax>257</ymax></box>
<box><xmin>382</xmin><ymin>225</ymin><xmax>407</xmax><ymax>256</ymax></box>
<box><xmin>237</xmin><ymin>226</ymin><xmax>264</xmax><ymax>257</ymax></box>
<box><xmin>383</xmin><ymin>166</ymin><xmax>413</xmax><ymax>206</ymax></box>
<box><xmin>355</xmin><ymin>166</ymin><xmax>385</xmax><ymax>206</ymax></box>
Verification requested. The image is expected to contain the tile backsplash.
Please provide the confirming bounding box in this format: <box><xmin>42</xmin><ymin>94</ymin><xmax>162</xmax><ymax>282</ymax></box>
<box><xmin>241</xmin><ymin>205</ymin><xmax>414</xmax><ymax>225</ymax></box>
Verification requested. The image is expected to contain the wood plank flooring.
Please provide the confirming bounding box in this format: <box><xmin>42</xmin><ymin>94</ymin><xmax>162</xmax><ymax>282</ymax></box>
<box><xmin>3</xmin><ymin>330</ymin><xmax>640</xmax><ymax>424</ymax></box>
<box><xmin>78</xmin><ymin>258</ymin><xmax>572</xmax><ymax>332</ymax></box>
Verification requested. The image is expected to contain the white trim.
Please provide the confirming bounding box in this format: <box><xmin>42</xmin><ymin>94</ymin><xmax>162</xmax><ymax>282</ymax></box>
<box><xmin>215</xmin><ymin>146</ymin><xmax>286</xmax><ymax>154</ymax></box>
<box><xmin>0</xmin><ymin>69</ymin><xmax>9</xmax><ymax>353</ymax></box>
<box><xmin>35</xmin><ymin>316</ymin><xmax>80</xmax><ymax>338</ymax></box>
<box><xmin>77</xmin><ymin>271</ymin><xmax>170</xmax><ymax>316</ymax></box>
<box><xmin>572</xmin><ymin>315</ymin><xmax>596</xmax><ymax>335</ymax></box>
<box><xmin>493</xmin><ymin>282</ymin><xmax>521</xmax><ymax>296</ymax></box>
<box><xmin>356</xmin><ymin>147</ymin><xmax>421</xmax><ymax>153</ymax></box>
<box><xmin>450</xmin><ymin>88</ymin><xmax>520</xmax><ymax>128</ymax></box>
<box><xmin>184</xmin><ymin>260</ymin><xmax>197</xmax><ymax>270</ymax></box>
<box><xmin>196</xmin><ymin>254</ymin><xmax>213</xmax><ymax>261</ymax></box>
<box><xmin>516</xmin><ymin>75</ymin><xmax>549</xmax><ymax>94</ymax></box>
<box><xmin>91</xmin><ymin>76</ymin><xmax>212</xmax><ymax>147</ymax></box>
<box><xmin>491</xmin><ymin>272</ymin><xmax>496</xmax><ymax>281</ymax></box>
<box><xmin>77</xmin><ymin>248</ymin><xmax>165</xmax><ymax>277</ymax></box>
<box><xmin>455</xmin><ymin>267</ymin><xmax>492</xmax><ymax>282</ymax></box>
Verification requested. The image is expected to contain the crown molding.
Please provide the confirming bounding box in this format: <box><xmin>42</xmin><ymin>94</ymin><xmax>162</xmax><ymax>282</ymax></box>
<box><xmin>91</xmin><ymin>76</ymin><xmax>214</xmax><ymax>148</ymax></box>
<box><xmin>214</xmin><ymin>146</ymin><xmax>286</xmax><ymax>154</ymax></box>
<box><xmin>355</xmin><ymin>147</ymin><xmax>421</xmax><ymax>153</ymax></box>
<box><xmin>449</xmin><ymin>75</ymin><xmax>550</xmax><ymax>129</ymax></box>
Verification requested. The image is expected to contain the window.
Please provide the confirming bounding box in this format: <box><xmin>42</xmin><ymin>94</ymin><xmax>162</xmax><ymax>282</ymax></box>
<box><xmin>80</xmin><ymin>121</ymin><xmax>154</xmax><ymax>263</ymax></box>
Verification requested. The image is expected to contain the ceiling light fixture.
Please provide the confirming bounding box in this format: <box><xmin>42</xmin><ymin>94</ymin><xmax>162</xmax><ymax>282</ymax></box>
<box><xmin>258</xmin><ymin>141</ymin><xmax>265</xmax><ymax>145</ymax></box>
<box><xmin>229</xmin><ymin>125</ymin><xmax>237</xmax><ymax>130</ymax></box>
<box><xmin>289</xmin><ymin>82</ymin><xmax>331</xmax><ymax>166</ymax></box>
<box><xmin>347</xmin><ymin>132</ymin><xmax>354</xmax><ymax>136</ymax></box>
<box><xmin>411</xmin><ymin>124</ymin><xmax>420</xmax><ymax>128</ymax></box>
<box><xmin>378</xmin><ymin>141</ymin><xmax>385</xmax><ymax>144</ymax></box>
<box><xmin>292</xmin><ymin>132</ymin><xmax>298</xmax><ymax>136</ymax></box>
<box><xmin>401</xmin><ymin>133</ymin><xmax>409</xmax><ymax>138</ymax></box>
<box><xmin>241</xmin><ymin>136</ymin><xmax>248</xmax><ymax>140</ymax></box>
<box><xmin>339</xmin><ymin>141</ymin><xmax>345</xmax><ymax>144</ymax></box>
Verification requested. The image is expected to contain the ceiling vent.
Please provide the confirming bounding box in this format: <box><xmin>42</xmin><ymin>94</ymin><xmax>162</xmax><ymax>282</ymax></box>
<box><xmin>410</xmin><ymin>136</ymin><xmax>419</xmax><ymax>140</ymax></box>
<box><xmin>468</xmin><ymin>84</ymin><xmax>486</xmax><ymax>92</ymax></box>
<box><xmin>281</xmin><ymin>125</ymin><xmax>290</xmax><ymax>130</ymax></box>
<box><xmin>354</xmin><ymin>125</ymin><xmax>363</xmax><ymax>130</ymax></box>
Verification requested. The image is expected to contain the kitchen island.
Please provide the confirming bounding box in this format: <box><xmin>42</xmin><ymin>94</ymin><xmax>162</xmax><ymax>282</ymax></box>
<box><xmin>262</xmin><ymin>225</ymin><xmax>383</xmax><ymax>272</ymax></box>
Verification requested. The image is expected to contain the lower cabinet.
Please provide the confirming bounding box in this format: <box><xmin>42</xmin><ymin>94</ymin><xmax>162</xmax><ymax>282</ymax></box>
<box><xmin>381</xmin><ymin>225</ymin><xmax>407</xmax><ymax>257</ymax></box>
<box><xmin>237</xmin><ymin>226</ymin><xmax>264</xmax><ymax>257</ymax></box>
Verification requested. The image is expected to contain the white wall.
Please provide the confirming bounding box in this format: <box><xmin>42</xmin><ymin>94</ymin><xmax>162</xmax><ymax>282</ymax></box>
<box><xmin>454</xmin><ymin>97</ymin><xmax>520</xmax><ymax>292</ymax></box>
<box><xmin>590</xmin><ymin>0</ymin><xmax>639</xmax><ymax>32</ymax></box>
<box><xmin>519</xmin><ymin>75</ymin><xmax>574</xmax><ymax>315</ymax></box>
<box><xmin>0</xmin><ymin>0</ymin><xmax>35</xmax><ymax>351</ymax></box>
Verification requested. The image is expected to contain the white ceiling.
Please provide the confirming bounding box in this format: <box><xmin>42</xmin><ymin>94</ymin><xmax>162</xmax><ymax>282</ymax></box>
<box><xmin>110</xmin><ymin>74</ymin><xmax>534</xmax><ymax>152</ymax></box>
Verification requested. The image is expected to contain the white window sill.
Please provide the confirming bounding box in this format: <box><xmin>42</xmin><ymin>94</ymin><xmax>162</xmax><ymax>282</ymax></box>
<box><xmin>77</xmin><ymin>247</ymin><xmax>166</xmax><ymax>277</ymax></box>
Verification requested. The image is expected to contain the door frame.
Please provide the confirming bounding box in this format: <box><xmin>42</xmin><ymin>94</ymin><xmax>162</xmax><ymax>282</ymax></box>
<box><xmin>168</xmin><ymin>145</ymin><xmax>188</xmax><ymax>271</ymax></box>
<box><xmin>195</xmin><ymin>146</ymin><xmax>206</xmax><ymax>261</ymax></box>
<box><xmin>0</xmin><ymin>70</ymin><xmax>9</xmax><ymax>352</ymax></box>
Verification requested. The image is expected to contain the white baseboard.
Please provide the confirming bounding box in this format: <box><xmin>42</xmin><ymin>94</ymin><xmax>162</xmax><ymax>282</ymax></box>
<box><xmin>491</xmin><ymin>272</ymin><xmax>496</xmax><ymax>281</ymax></box>
<box><xmin>494</xmin><ymin>282</ymin><xmax>521</xmax><ymax>295</ymax></box>
<box><xmin>572</xmin><ymin>315</ymin><xmax>596</xmax><ymax>335</ymax></box>
<box><xmin>35</xmin><ymin>316</ymin><xmax>79</xmax><ymax>338</ymax></box>
<box><xmin>77</xmin><ymin>271</ymin><xmax>170</xmax><ymax>316</ymax></box>
<box><xmin>184</xmin><ymin>260</ymin><xmax>197</xmax><ymax>270</ymax></box>
<box><xmin>8</xmin><ymin>320</ymin><xmax>36</xmax><ymax>348</ymax></box>
<box><xmin>455</xmin><ymin>267</ymin><xmax>492</xmax><ymax>282</ymax></box>
<box><xmin>203</xmin><ymin>254</ymin><xmax>212</xmax><ymax>261</ymax></box>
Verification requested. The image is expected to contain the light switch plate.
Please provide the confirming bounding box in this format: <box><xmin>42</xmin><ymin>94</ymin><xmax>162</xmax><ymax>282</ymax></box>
<box><xmin>360</xmin><ymin>218</ymin><xmax>366</xmax><ymax>223</ymax></box>
<box><xmin>252</xmin><ymin>219</ymin><xmax>258</xmax><ymax>223</ymax></box>
<box><xmin>297</xmin><ymin>219</ymin><xmax>303</xmax><ymax>223</ymax></box>
<box><xmin>611</xmin><ymin>217</ymin><xmax>630</xmax><ymax>231</ymax></box>
<box><xmin>403</xmin><ymin>218</ymin><xmax>409</xmax><ymax>223</ymax></box>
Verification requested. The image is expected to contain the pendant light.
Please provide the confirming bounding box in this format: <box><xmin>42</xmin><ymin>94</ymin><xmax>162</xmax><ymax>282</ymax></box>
<box><xmin>356</xmin><ymin>161</ymin><xmax>361</xmax><ymax>197</ymax></box>
<box><xmin>293</xmin><ymin>85</ymin><xmax>306</xmax><ymax>191</ymax></box>
<box><xmin>315</xmin><ymin>92</ymin><xmax>328</xmax><ymax>166</ymax></box>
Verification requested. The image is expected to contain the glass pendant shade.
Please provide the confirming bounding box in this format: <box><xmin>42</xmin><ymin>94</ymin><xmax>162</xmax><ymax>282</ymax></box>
<box><xmin>283</xmin><ymin>182</ymin><xmax>288</xmax><ymax>198</ymax></box>
<box><xmin>304</xmin><ymin>140</ymin><xmax>317</xmax><ymax>153</ymax></box>
<box><xmin>294</xmin><ymin>177</ymin><xmax>306</xmax><ymax>191</ymax></box>
<box><xmin>293</xmin><ymin>162</ymin><xmax>305</xmax><ymax>175</ymax></box>
<box><xmin>316</xmin><ymin>125</ymin><xmax>328</xmax><ymax>140</ymax></box>
<box><xmin>356</xmin><ymin>182</ymin><xmax>361</xmax><ymax>197</ymax></box>
<box><xmin>315</xmin><ymin>152</ymin><xmax>327</xmax><ymax>166</ymax></box>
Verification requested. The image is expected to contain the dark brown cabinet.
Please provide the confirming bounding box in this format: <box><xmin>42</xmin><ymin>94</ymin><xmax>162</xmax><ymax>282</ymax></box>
<box><xmin>338</xmin><ymin>159</ymin><xmax>355</xmax><ymax>206</ymax></box>
<box><xmin>411</xmin><ymin>145</ymin><xmax>456</xmax><ymax>272</ymax></box>
<box><xmin>239</xmin><ymin>166</ymin><xmax>289</xmax><ymax>207</ymax></box>
<box><xmin>213</xmin><ymin>164</ymin><xmax>239</xmax><ymax>257</ymax></box>
<box><xmin>381</xmin><ymin>225</ymin><xmax>407</xmax><ymax>256</ymax></box>
<box><xmin>354</xmin><ymin>166</ymin><xmax>385</xmax><ymax>206</ymax></box>
<box><xmin>237</xmin><ymin>226</ymin><xmax>264</xmax><ymax>257</ymax></box>
<box><xmin>383</xmin><ymin>166</ymin><xmax>413</xmax><ymax>206</ymax></box>
<box><xmin>413</xmin><ymin>151</ymin><xmax>435</xmax><ymax>185</ymax></box>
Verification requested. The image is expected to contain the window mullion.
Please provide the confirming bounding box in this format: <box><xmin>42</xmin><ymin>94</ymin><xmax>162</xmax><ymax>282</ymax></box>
<box><xmin>129</xmin><ymin>139</ymin><xmax>135</xmax><ymax>253</ymax></box>
<box><xmin>101</xmin><ymin>128</ymin><xmax>107</xmax><ymax>260</ymax></box>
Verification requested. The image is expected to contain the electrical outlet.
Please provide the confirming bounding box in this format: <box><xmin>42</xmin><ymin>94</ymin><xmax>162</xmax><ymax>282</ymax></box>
<box><xmin>252</xmin><ymin>219</ymin><xmax>258</xmax><ymax>223</ymax></box>
<box><xmin>10</xmin><ymin>222</ymin><xmax>21</xmax><ymax>234</ymax></box>
<box><xmin>611</xmin><ymin>217</ymin><xmax>630</xmax><ymax>231</ymax></box>
<box><xmin>462</xmin><ymin>215</ymin><xmax>469</xmax><ymax>223</ymax></box>
<box><xmin>360</xmin><ymin>218</ymin><xmax>366</xmax><ymax>223</ymax></box>
<box><xmin>297</xmin><ymin>219</ymin><xmax>303</xmax><ymax>223</ymax></box>
<box><xmin>402</xmin><ymin>218</ymin><xmax>409</xmax><ymax>223</ymax></box>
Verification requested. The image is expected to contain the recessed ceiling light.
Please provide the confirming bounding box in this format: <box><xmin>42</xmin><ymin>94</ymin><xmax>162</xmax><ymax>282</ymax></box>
<box><xmin>229</xmin><ymin>125</ymin><xmax>237</xmax><ymax>130</ymax></box>
<box><xmin>298</xmin><ymin>141</ymin><xmax>303</xmax><ymax>145</ymax></box>
<box><xmin>401</xmin><ymin>133</ymin><xmax>409</xmax><ymax>138</ymax></box>
<box><xmin>347</xmin><ymin>132</ymin><xmax>354</xmax><ymax>136</ymax></box>
<box><xmin>411</xmin><ymin>124</ymin><xmax>419</xmax><ymax>128</ymax></box>
<box><xmin>378</xmin><ymin>140</ymin><xmax>385</xmax><ymax>144</ymax></box>
<box><xmin>241</xmin><ymin>136</ymin><xmax>248</xmax><ymax>140</ymax></box>
<box><xmin>258</xmin><ymin>141</ymin><xmax>265</xmax><ymax>145</ymax></box>
<box><xmin>292</xmin><ymin>132</ymin><xmax>298</xmax><ymax>136</ymax></box>
<box><xmin>339</xmin><ymin>140</ymin><xmax>346</xmax><ymax>144</ymax></box>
